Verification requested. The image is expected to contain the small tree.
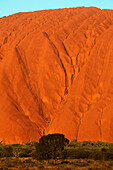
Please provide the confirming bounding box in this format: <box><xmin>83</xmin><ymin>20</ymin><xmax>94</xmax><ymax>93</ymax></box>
<box><xmin>36</xmin><ymin>134</ymin><xmax>69</xmax><ymax>160</ymax></box>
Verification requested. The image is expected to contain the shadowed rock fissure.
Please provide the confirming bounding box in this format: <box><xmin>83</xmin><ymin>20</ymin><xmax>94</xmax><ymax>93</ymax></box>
<box><xmin>99</xmin><ymin>109</ymin><xmax>103</xmax><ymax>141</ymax></box>
<box><xmin>15</xmin><ymin>46</ymin><xmax>46</xmax><ymax>123</ymax></box>
<box><xmin>43</xmin><ymin>32</ymin><xmax>68</xmax><ymax>95</ymax></box>
<box><xmin>74</xmin><ymin>35</ymin><xmax>107</xmax><ymax>141</ymax></box>
<box><xmin>4</xmin><ymin>69</ymin><xmax>43</xmax><ymax>136</ymax></box>
<box><xmin>100</xmin><ymin>119</ymin><xmax>102</xmax><ymax>141</ymax></box>
<box><xmin>62</xmin><ymin>41</ymin><xmax>75</xmax><ymax>85</ymax></box>
<box><xmin>75</xmin><ymin>115</ymin><xmax>83</xmax><ymax>141</ymax></box>
<box><xmin>97</xmin><ymin>57</ymin><xmax>105</xmax><ymax>87</ymax></box>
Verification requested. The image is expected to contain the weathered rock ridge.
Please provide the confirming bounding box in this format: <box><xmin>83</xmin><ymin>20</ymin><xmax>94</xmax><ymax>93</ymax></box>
<box><xmin>0</xmin><ymin>7</ymin><xmax>113</xmax><ymax>143</ymax></box>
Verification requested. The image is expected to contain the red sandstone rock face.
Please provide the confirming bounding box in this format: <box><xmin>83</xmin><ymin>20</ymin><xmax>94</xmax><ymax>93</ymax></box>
<box><xmin>0</xmin><ymin>7</ymin><xmax>113</xmax><ymax>143</ymax></box>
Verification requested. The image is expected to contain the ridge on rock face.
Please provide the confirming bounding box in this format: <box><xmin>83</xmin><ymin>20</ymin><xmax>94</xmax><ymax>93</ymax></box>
<box><xmin>0</xmin><ymin>7</ymin><xmax>113</xmax><ymax>143</ymax></box>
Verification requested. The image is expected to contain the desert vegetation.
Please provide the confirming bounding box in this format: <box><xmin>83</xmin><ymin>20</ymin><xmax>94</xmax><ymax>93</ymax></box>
<box><xmin>0</xmin><ymin>134</ymin><xmax>113</xmax><ymax>169</ymax></box>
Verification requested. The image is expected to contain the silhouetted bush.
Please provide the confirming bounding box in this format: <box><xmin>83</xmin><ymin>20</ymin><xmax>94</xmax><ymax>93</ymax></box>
<box><xmin>35</xmin><ymin>134</ymin><xmax>69</xmax><ymax>160</ymax></box>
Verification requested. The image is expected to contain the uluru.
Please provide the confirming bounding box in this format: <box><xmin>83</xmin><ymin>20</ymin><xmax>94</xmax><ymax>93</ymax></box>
<box><xmin>0</xmin><ymin>7</ymin><xmax>113</xmax><ymax>143</ymax></box>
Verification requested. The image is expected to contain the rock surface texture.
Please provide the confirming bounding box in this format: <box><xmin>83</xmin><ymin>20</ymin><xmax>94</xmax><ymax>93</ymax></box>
<box><xmin>0</xmin><ymin>7</ymin><xmax>113</xmax><ymax>143</ymax></box>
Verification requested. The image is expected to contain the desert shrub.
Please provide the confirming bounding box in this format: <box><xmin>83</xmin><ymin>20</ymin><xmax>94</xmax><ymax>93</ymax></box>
<box><xmin>55</xmin><ymin>149</ymin><xmax>68</xmax><ymax>160</ymax></box>
<box><xmin>35</xmin><ymin>134</ymin><xmax>69</xmax><ymax>160</ymax></box>
<box><xmin>18</xmin><ymin>146</ymin><xmax>33</xmax><ymax>157</ymax></box>
<box><xmin>0</xmin><ymin>147</ymin><xmax>4</xmax><ymax>158</ymax></box>
<box><xmin>26</xmin><ymin>141</ymin><xmax>38</xmax><ymax>146</ymax></box>
<box><xmin>68</xmin><ymin>139</ymin><xmax>77</xmax><ymax>147</ymax></box>
<box><xmin>4</xmin><ymin>157</ymin><xmax>14</xmax><ymax>167</ymax></box>
<box><xmin>67</xmin><ymin>148</ymin><xmax>91</xmax><ymax>159</ymax></box>
<box><xmin>82</xmin><ymin>141</ymin><xmax>90</xmax><ymax>146</ymax></box>
<box><xmin>60</xmin><ymin>149</ymin><xmax>68</xmax><ymax>159</ymax></box>
<box><xmin>66</xmin><ymin>144</ymin><xmax>113</xmax><ymax>161</ymax></box>
<box><xmin>109</xmin><ymin>143</ymin><xmax>113</xmax><ymax>148</ymax></box>
<box><xmin>11</xmin><ymin>144</ymin><xmax>21</xmax><ymax>147</ymax></box>
<box><xmin>104</xmin><ymin>149</ymin><xmax>113</xmax><ymax>160</ymax></box>
<box><xmin>96</xmin><ymin>140</ymin><xmax>105</xmax><ymax>147</ymax></box>
<box><xmin>3</xmin><ymin>145</ymin><xmax>13</xmax><ymax>157</ymax></box>
<box><xmin>12</xmin><ymin>143</ymin><xmax>34</xmax><ymax>158</ymax></box>
<box><xmin>36</xmin><ymin>142</ymin><xmax>49</xmax><ymax>160</ymax></box>
<box><xmin>91</xmin><ymin>147</ymin><xmax>113</xmax><ymax>161</ymax></box>
<box><xmin>89</xmin><ymin>150</ymin><xmax>102</xmax><ymax>160</ymax></box>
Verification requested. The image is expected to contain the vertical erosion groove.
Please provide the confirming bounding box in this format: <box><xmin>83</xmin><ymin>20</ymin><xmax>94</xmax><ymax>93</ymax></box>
<box><xmin>4</xmin><ymin>71</ymin><xmax>42</xmax><ymax>136</ymax></box>
<box><xmin>76</xmin><ymin>117</ymin><xmax>82</xmax><ymax>141</ymax></box>
<box><xmin>100</xmin><ymin>119</ymin><xmax>102</xmax><ymax>141</ymax></box>
<box><xmin>100</xmin><ymin>109</ymin><xmax>103</xmax><ymax>141</ymax></box>
<box><xmin>15</xmin><ymin>46</ymin><xmax>46</xmax><ymax>121</ymax></box>
<box><xmin>43</xmin><ymin>32</ymin><xmax>68</xmax><ymax>95</ymax></box>
<box><xmin>62</xmin><ymin>41</ymin><xmax>75</xmax><ymax>85</ymax></box>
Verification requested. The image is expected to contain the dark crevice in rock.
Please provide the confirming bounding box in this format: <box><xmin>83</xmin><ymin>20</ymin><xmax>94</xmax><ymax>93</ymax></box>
<box><xmin>100</xmin><ymin>119</ymin><xmax>102</xmax><ymax>141</ymax></box>
<box><xmin>3</xmin><ymin>37</ymin><xmax>8</xmax><ymax>44</ymax></box>
<box><xmin>76</xmin><ymin>117</ymin><xmax>81</xmax><ymax>141</ymax></box>
<box><xmin>15</xmin><ymin>46</ymin><xmax>46</xmax><ymax>123</ymax></box>
<box><xmin>78</xmin><ymin>68</ymin><xmax>80</xmax><ymax>73</ymax></box>
<box><xmin>75</xmin><ymin>112</ymin><xmax>84</xmax><ymax>141</ymax></box>
<box><xmin>99</xmin><ymin>109</ymin><xmax>103</xmax><ymax>141</ymax></box>
<box><xmin>43</xmin><ymin>32</ymin><xmax>68</xmax><ymax>95</ymax></box>
<box><xmin>62</xmin><ymin>41</ymin><xmax>75</xmax><ymax>85</ymax></box>
<box><xmin>76</xmin><ymin>53</ymin><xmax>79</xmax><ymax>65</ymax></box>
<box><xmin>0</xmin><ymin>56</ymin><xmax>3</xmax><ymax>61</ymax></box>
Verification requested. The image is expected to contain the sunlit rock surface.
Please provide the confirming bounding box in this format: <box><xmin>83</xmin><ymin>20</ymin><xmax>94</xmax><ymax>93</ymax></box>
<box><xmin>0</xmin><ymin>7</ymin><xmax>113</xmax><ymax>143</ymax></box>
